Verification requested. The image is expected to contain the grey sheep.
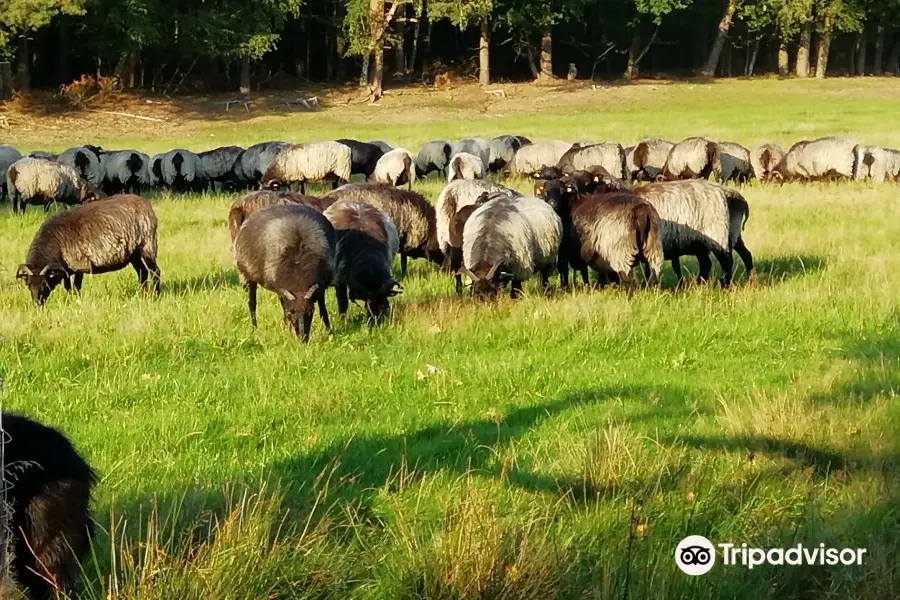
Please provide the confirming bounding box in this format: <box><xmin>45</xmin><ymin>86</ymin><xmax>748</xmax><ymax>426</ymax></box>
<box><xmin>854</xmin><ymin>145</ymin><xmax>900</xmax><ymax>183</ymax></box>
<box><xmin>448</xmin><ymin>152</ymin><xmax>486</xmax><ymax>182</ymax></box>
<box><xmin>1</xmin><ymin>144</ymin><xmax>23</xmax><ymax>201</ymax></box>
<box><xmin>631</xmin><ymin>180</ymin><xmax>753</xmax><ymax>287</ymax></box>
<box><xmin>149</xmin><ymin>153</ymin><xmax>165</xmax><ymax>188</ymax></box>
<box><xmin>416</xmin><ymin>140</ymin><xmax>452</xmax><ymax>178</ymax></box>
<box><xmin>771</xmin><ymin>137</ymin><xmax>858</xmax><ymax>182</ymax></box>
<box><xmin>460</xmin><ymin>195</ymin><xmax>562</xmax><ymax>298</ymax></box>
<box><xmin>100</xmin><ymin>150</ymin><xmax>152</xmax><ymax>195</ymax></box>
<box><xmin>233</xmin><ymin>141</ymin><xmax>290</xmax><ymax>190</ymax></box>
<box><xmin>488</xmin><ymin>135</ymin><xmax>529</xmax><ymax>174</ymax></box>
<box><xmin>324</xmin><ymin>200</ymin><xmax>402</xmax><ymax>321</ymax></box>
<box><xmin>558</xmin><ymin>142</ymin><xmax>627</xmax><ymax>180</ymax></box>
<box><xmin>717</xmin><ymin>142</ymin><xmax>753</xmax><ymax>183</ymax></box>
<box><xmin>199</xmin><ymin>145</ymin><xmax>244</xmax><ymax>191</ymax></box>
<box><xmin>436</xmin><ymin>179</ymin><xmax>521</xmax><ymax>262</ymax></box>
<box><xmin>58</xmin><ymin>145</ymin><xmax>104</xmax><ymax>186</ymax></box>
<box><xmin>228</xmin><ymin>190</ymin><xmax>336</xmax><ymax>242</ymax></box>
<box><xmin>750</xmin><ymin>143</ymin><xmax>785</xmax><ymax>182</ymax></box>
<box><xmin>233</xmin><ymin>204</ymin><xmax>335</xmax><ymax>341</ymax></box>
<box><xmin>160</xmin><ymin>149</ymin><xmax>207</xmax><ymax>193</ymax></box>
<box><xmin>511</xmin><ymin>141</ymin><xmax>573</xmax><ymax>177</ymax></box>
<box><xmin>16</xmin><ymin>194</ymin><xmax>160</xmax><ymax>305</ymax></box>
<box><xmin>626</xmin><ymin>138</ymin><xmax>674</xmax><ymax>182</ymax></box>
<box><xmin>325</xmin><ymin>182</ymin><xmax>441</xmax><ymax>274</ymax></box>
<box><xmin>661</xmin><ymin>137</ymin><xmax>721</xmax><ymax>181</ymax></box>
<box><xmin>7</xmin><ymin>157</ymin><xmax>100</xmax><ymax>214</ymax></box>
<box><xmin>262</xmin><ymin>141</ymin><xmax>352</xmax><ymax>194</ymax></box>
<box><xmin>450</xmin><ymin>138</ymin><xmax>491</xmax><ymax>169</ymax></box>
<box><xmin>372</xmin><ymin>148</ymin><xmax>416</xmax><ymax>188</ymax></box>
<box><xmin>367</xmin><ymin>140</ymin><xmax>394</xmax><ymax>154</ymax></box>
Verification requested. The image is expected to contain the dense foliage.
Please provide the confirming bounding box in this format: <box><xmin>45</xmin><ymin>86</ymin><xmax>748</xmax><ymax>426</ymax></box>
<box><xmin>1</xmin><ymin>0</ymin><xmax>899</xmax><ymax>92</ymax></box>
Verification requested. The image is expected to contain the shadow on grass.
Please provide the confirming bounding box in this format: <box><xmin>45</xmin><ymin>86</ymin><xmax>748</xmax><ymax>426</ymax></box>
<box><xmin>163</xmin><ymin>269</ymin><xmax>241</xmax><ymax>295</ymax></box>
<box><xmin>752</xmin><ymin>254</ymin><xmax>828</xmax><ymax>285</ymax></box>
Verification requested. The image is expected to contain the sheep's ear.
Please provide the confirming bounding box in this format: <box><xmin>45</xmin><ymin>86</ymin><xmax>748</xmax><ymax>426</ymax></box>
<box><xmin>564</xmin><ymin>184</ymin><xmax>575</xmax><ymax>193</ymax></box>
<box><xmin>303</xmin><ymin>284</ymin><xmax>320</xmax><ymax>300</ymax></box>
<box><xmin>382</xmin><ymin>279</ymin><xmax>403</xmax><ymax>297</ymax></box>
<box><xmin>16</xmin><ymin>265</ymin><xmax>32</xmax><ymax>279</ymax></box>
<box><xmin>280</xmin><ymin>289</ymin><xmax>297</xmax><ymax>301</ymax></box>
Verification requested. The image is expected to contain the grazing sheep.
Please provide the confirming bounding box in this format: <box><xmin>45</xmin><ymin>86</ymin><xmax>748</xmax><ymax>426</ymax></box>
<box><xmin>447</xmin><ymin>191</ymin><xmax>509</xmax><ymax>294</ymax></box>
<box><xmin>541</xmin><ymin>178</ymin><xmax>663</xmax><ymax>288</ymax></box>
<box><xmin>16</xmin><ymin>194</ymin><xmax>160</xmax><ymax>304</ymax></box>
<box><xmin>460</xmin><ymin>195</ymin><xmax>562</xmax><ymax>298</ymax></box>
<box><xmin>0</xmin><ymin>144</ymin><xmax>23</xmax><ymax>201</ymax></box>
<box><xmin>372</xmin><ymin>147</ymin><xmax>416</xmax><ymax>189</ymax></box>
<box><xmin>233</xmin><ymin>204</ymin><xmax>335</xmax><ymax>341</ymax></box>
<box><xmin>854</xmin><ymin>145</ymin><xmax>900</xmax><ymax>183</ymax></box>
<box><xmin>367</xmin><ymin>140</ymin><xmax>393</xmax><ymax>154</ymax></box>
<box><xmin>58</xmin><ymin>145</ymin><xmax>104</xmax><ymax>186</ymax></box>
<box><xmin>336</xmin><ymin>139</ymin><xmax>385</xmax><ymax>179</ymax></box>
<box><xmin>233</xmin><ymin>142</ymin><xmax>290</xmax><ymax>190</ymax></box>
<box><xmin>325</xmin><ymin>182</ymin><xmax>441</xmax><ymax>274</ymax></box>
<box><xmin>6</xmin><ymin>157</ymin><xmax>100</xmax><ymax>214</ymax></box>
<box><xmin>324</xmin><ymin>201</ymin><xmax>402</xmax><ymax>320</ymax></box>
<box><xmin>557</xmin><ymin>142</ymin><xmax>627</xmax><ymax>180</ymax></box>
<box><xmin>149</xmin><ymin>153</ymin><xmax>165</xmax><ymax>188</ymax></box>
<box><xmin>415</xmin><ymin>140</ymin><xmax>452</xmax><ymax>178</ymax></box>
<box><xmin>261</xmin><ymin>141</ymin><xmax>352</xmax><ymax>194</ymax></box>
<box><xmin>488</xmin><ymin>135</ymin><xmax>528</xmax><ymax>174</ymax></box>
<box><xmin>448</xmin><ymin>152</ymin><xmax>486</xmax><ymax>182</ymax></box>
<box><xmin>27</xmin><ymin>150</ymin><xmax>58</xmax><ymax>161</ymax></box>
<box><xmin>626</xmin><ymin>138</ymin><xmax>674</xmax><ymax>182</ymax></box>
<box><xmin>436</xmin><ymin>179</ymin><xmax>521</xmax><ymax>262</ymax></box>
<box><xmin>100</xmin><ymin>150</ymin><xmax>152</xmax><ymax>195</ymax></box>
<box><xmin>228</xmin><ymin>190</ymin><xmax>335</xmax><ymax>242</ymax></box>
<box><xmin>511</xmin><ymin>141</ymin><xmax>573</xmax><ymax>176</ymax></box>
<box><xmin>160</xmin><ymin>149</ymin><xmax>207</xmax><ymax>193</ymax></box>
<box><xmin>661</xmin><ymin>137</ymin><xmax>721</xmax><ymax>181</ymax></box>
<box><xmin>717</xmin><ymin>142</ymin><xmax>753</xmax><ymax>183</ymax></box>
<box><xmin>1</xmin><ymin>412</ymin><xmax>97</xmax><ymax>600</ymax></box>
<box><xmin>750</xmin><ymin>143</ymin><xmax>785</xmax><ymax>182</ymax></box>
<box><xmin>631</xmin><ymin>180</ymin><xmax>753</xmax><ymax>287</ymax></box>
<box><xmin>450</xmin><ymin>138</ymin><xmax>491</xmax><ymax>169</ymax></box>
<box><xmin>199</xmin><ymin>145</ymin><xmax>244</xmax><ymax>192</ymax></box>
<box><xmin>771</xmin><ymin>137</ymin><xmax>858</xmax><ymax>182</ymax></box>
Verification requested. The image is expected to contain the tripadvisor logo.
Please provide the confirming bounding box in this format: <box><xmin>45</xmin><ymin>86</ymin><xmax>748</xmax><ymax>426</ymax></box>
<box><xmin>675</xmin><ymin>536</ymin><xmax>867</xmax><ymax>575</ymax></box>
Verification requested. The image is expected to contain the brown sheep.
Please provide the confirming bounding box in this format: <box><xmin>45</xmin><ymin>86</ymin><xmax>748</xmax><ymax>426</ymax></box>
<box><xmin>228</xmin><ymin>190</ymin><xmax>335</xmax><ymax>242</ymax></box>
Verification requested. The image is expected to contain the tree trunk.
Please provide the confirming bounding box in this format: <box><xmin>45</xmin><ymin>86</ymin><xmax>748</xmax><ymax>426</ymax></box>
<box><xmin>815</xmin><ymin>14</ymin><xmax>834</xmax><ymax>79</ymax></box>
<box><xmin>335</xmin><ymin>0</ymin><xmax>347</xmax><ymax>80</ymax></box>
<box><xmin>777</xmin><ymin>35</ymin><xmax>789</xmax><ymax>76</ymax></box>
<box><xmin>394</xmin><ymin>7</ymin><xmax>406</xmax><ymax>74</ymax></box>
<box><xmin>796</xmin><ymin>21</ymin><xmax>812</xmax><ymax>77</ymax></box>
<box><xmin>873</xmin><ymin>24</ymin><xmax>885</xmax><ymax>74</ymax></box>
<box><xmin>625</xmin><ymin>26</ymin><xmax>641</xmax><ymax>80</ymax></box>
<box><xmin>369</xmin><ymin>0</ymin><xmax>385</xmax><ymax>98</ymax></box>
<box><xmin>0</xmin><ymin>62</ymin><xmax>12</xmax><ymax>100</ymax></box>
<box><xmin>887</xmin><ymin>39</ymin><xmax>900</xmax><ymax>74</ymax></box>
<box><xmin>359</xmin><ymin>54</ymin><xmax>370</xmax><ymax>86</ymax></box>
<box><xmin>701</xmin><ymin>0</ymin><xmax>741</xmax><ymax>76</ymax></box>
<box><xmin>17</xmin><ymin>36</ymin><xmax>30</xmax><ymax>92</ymax></box>
<box><xmin>855</xmin><ymin>30</ymin><xmax>867</xmax><ymax>76</ymax></box>
<box><xmin>239</xmin><ymin>56</ymin><xmax>250</xmax><ymax>94</ymax></box>
<box><xmin>58</xmin><ymin>16</ymin><xmax>69</xmax><ymax>85</ymax></box>
<box><xmin>748</xmin><ymin>37</ymin><xmax>761</xmax><ymax>76</ymax></box>
<box><xmin>525</xmin><ymin>46</ymin><xmax>539</xmax><ymax>79</ymax></box>
<box><xmin>410</xmin><ymin>0</ymin><xmax>424</xmax><ymax>72</ymax></box>
<box><xmin>479</xmin><ymin>16</ymin><xmax>490</xmax><ymax>85</ymax></box>
<box><xmin>539</xmin><ymin>26</ymin><xmax>553</xmax><ymax>79</ymax></box>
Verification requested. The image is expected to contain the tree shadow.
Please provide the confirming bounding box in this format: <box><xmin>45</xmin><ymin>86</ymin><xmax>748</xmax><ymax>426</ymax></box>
<box><xmin>752</xmin><ymin>254</ymin><xmax>828</xmax><ymax>286</ymax></box>
<box><xmin>163</xmin><ymin>268</ymin><xmax>241</xmax><ymax>296</ymax></box>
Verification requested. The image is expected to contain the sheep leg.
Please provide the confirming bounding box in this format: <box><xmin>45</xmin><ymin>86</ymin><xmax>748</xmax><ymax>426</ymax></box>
<box><xmin>131</xmin><ymin>255</ymin><xmax>149</xmax><ymax>290</ymax></box>
<box><xmin>510</xmin><ymin>280</ymin><xmax>523</xmax><ymax>299</ymax></box>
<box><xmin>400</xmin><ymin>253</ymin><xmax>409</xmax><ymax>276</ymax></box>
<box><xmin>578</xmin><ymin>265</ymin><xmax>590</xmax><ymax>286</ymax></box>
<box><xmin>336</xmin><ymin>284</ymin><xmax>350</xmax><ymax>318</ymax></box>
<box><xmin>318</xmin><ymin>294</ymin><xmax>332</xmax><ymax>333</ymax></box>
<box><xmin>714</xmin><ymin>250</ymin><xmax>735</xmax><ymax>289</ymax></box>
<box><xmin>63</xmin><ymin>277</ymin><xmax>72</xmax><ymax>292</ymax></box>
<box><xmin>144</xmin><ymin>257</ymin><xmax>162</xmax><ymax>295</ymax></box>
<box><xmin>670</xmin><ymin>256</ymin><xmax>684</xmax><ymax>282</ymax></box>
<box><xmin>696</xmin><ymin>252</ymin><xmax>713</xmax><ymax>284</ymax></box>
<box><xmin>74</xmin><ymin>273</ymin><xmax>84</xmax><ymax>293</ymax></box>
<box><xmin>300</xmin><ymin>181</ymin><xmax>306</xmax><ymax>194</ymax></box>
<box><xmin>11</xmin><ymin>192</ymin><xmax>20</xmax><ymax>214</ymax></box>
<box><xmin>558</xmin><ymin>256</ymin><xmax>570</xmax><ymax>289</ymax></box>
<box><xmin>455</xmin><ymin>273</ymin><xmax>464</xmax><ymax>296</ymax></box>
<box><xmin>247</xmin><ymin>283</ymin><xmax>258</xmax><ymax>328</ymax></box>
<box><xmin>734</xmin><ymin>237</ymin><xmax>755</xmax><ymax>281</ymax></box>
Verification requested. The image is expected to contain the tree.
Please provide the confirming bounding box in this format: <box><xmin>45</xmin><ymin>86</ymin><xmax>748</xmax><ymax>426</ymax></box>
<box><xmin>814</xmin><ymin>0</ymin><xmax>864</xmax><ymax>78</ymax></box>
<box><xmin>625</xmin><ymin>0</ymin><xmax>693</xmax><ymax>80</ymax></box>
<box><xmin>429</xmin><ymin>0</ymin><xmax>493</xmax><ymax>83</ymax></box>
<box><xmin>702</xmin><ymin>0</ymin><xmax>742</xmax><ymax>76</ymax></box>
<box><xmin>495</xmin><ymin>0</ymin><xmax>588</xmax><ymax>80</ymax></box>
<box><xmin>737</xmin><ymin>0</ymin><xmax>780</xmax><ymax>76</ymax></box>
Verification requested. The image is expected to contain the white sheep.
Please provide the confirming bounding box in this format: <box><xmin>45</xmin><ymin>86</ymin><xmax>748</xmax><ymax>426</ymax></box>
<box><xmin>447</xmin><ymin>152</ymin><xmax>486</xmax><ymax>182</ymax></box>
<box><xmin>772</xmin><ymin>137</ymin><xmax>858</xmax><ymax>182</ymax></box>
<box><xmin>854</xmin><ymin>145</ymin><xmax>900</xmax><ymax>183</ymax></box>
<box><xmin>625</xmin><ymin>138</ymin><xmax>674</xmax><ymax>181</ymax></box>
<box><xmin>511</xmin><ymin>141</ymin><xmax>573</xmax><ymax>176</ymax></box>
<box><xmin>1</xmin><ymin>144</ymin><xmax>23</xmax><ymax>201</ymax></box>
<box><xmin>436</xmin><ymin>179</ymin><xmax>521</xmax><ymax>259</ymax></box>
<box><xmin>717</xmin><ymin>142</ymin><xmax>753</xmax><ymax>183</ymax></box>
<box><xmin>372</xmin><ymin>148</ymin><xmax>416</xmax><ymax>189</ymax></box>
<box><xmin>6</xmin><ymin>157</ymin><xmax>99</xmax><ymax>214</ymax></box>
<box><xmin>262</xmin><ymin>141</ymin><xmax>352</xmax><ymax>194</ymax></box>
<box><xmin>557</xmin><ymin>143</ymin><xmax>626</xmax><ymax>179</ymax></box>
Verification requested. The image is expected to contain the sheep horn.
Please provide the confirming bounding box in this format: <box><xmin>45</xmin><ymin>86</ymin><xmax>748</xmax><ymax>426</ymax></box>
<box><xmin>457</xmin><ymin>267</ymin><xmax>478</xmax><ymax>282</ymax></box>
<box><xmin>280</xmin><ymin>289</ymin><xmax>297</xmax><ymax>301</ymax></box>
<box><xmin>486</xmin><ymin>264</ymin><xmax>501</xmax><ymax>280</ymax></box>
<box><xmin>303</xmin><ymin>284</ymin><xmax>320</xmax><ymax>300</ymax></box>
<box><xmin>16</xmin><ymin>264</ymin><xmax>32</xmax><ymax>279</ymax></box>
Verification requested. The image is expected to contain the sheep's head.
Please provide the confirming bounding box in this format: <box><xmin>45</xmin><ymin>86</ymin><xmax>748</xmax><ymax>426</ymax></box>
<box><xmin>81</xmin><ymin>185</ymin><xmax>105</xmax><ymax>203</ymax></box>
<box><xmin>16</xmin><ymin>263</ymin><xmax>68</xmax><ymax>306</ymax></box>
<box><xmin>541</xmin><ymin>179</ymin><xmax>574</xmax><ymax>213</ymax></box>
<box><xmin>532</xmin><ymin>165</ymin><xmax>562</xmax><ymax>195</ymax></box>
<box><xmin>353</xmin><ymin>279</ymin><xmax>402</xmax><ymax>322</ymax></box>
<box><xmin>262</xmin><ymin>178</ymin><xmax>286</xmax><ymax>191</ymax></box>
<box><xmin>279</xmin><ymin>285</ymin><xmax>320</xmax><ymax>342</ymax></box>
<box><xmin>459</xmin><ymin>264</ymin><xmax>509</xmax><ymax>298</ymax></box>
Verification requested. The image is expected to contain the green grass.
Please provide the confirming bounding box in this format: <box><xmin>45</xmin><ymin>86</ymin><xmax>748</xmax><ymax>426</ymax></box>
<box><xmin>1</xmin><ymin>78</ymin><xmax>899</xmax><ymax>599</ymax></box>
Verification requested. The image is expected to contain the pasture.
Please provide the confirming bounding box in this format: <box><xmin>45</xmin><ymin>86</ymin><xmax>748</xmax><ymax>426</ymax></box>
<box><xmin>1</xmin><ymin>78</ymin><xmax>898</xmax><ymax>599</ymax></box>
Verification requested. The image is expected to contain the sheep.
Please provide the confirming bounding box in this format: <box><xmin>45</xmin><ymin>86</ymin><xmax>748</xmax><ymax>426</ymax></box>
<box><xmin>448</xmin><ymin>152</ymin><xmax>486</xmax><ymax>182</ymax></box>
<box><xmin>58</xmin><ymin>145</ymin><xmax>104</xmax><ymax>186</ymax></box>
<box><xmin>325</xmin><ymin>182</ymin><xmax>441</xmax><ymax>274</ymax></box>
<box><xmin>199</xmin><ymin>145</ymin><xmax>244</xmax><ymax>192</ymax></box>
<box><xmin>16</xmin><ymin>194</ymin><xmax>160</xmax><ymax>304</ymax></box>
<box><xmin>771</xmin><ymin>137</ymin><xmax>858</xmax><ymax>182</ymax></box>
<box><xmin>488</xmin><ymin>135</ymin><xmax>529</xmax><ymax>174</ymax></box>
<box><xmin>541</xmin><ymin>178</ymin><xmax>663</xmax><ymax>289</ymax></box>
<box><xmin>450</xmin><ymin>138</ymin><xmax>491</xmax><ymax>169</ymax></box>
<box><xmin>336</xmin><ymin>139</ymin><xmax>385</xmax><ymax>179</ymax></box>
<box><xmin>27</xmin><ymin>150</ymin><xmax>58</xmax><ymax>161</ymax></box>
<box><xmin>324</xmin><ymin>201</ymin><xmax>402</xmax><ymax>320</ymax></box>
<box><xmin>149</xmin><ymin>153</ymin><xmax>165</xmax><ymax>188</ymax></box>
<box><xmin>660</xmin><ymin>137</ymin><xmax>720</xmax><ymax>181</ymax></box>
<box><xmin>511</xmin><ymin>141</ymin><xmax>573</xmax><ymax>176</ymax></box>
<box><xmin>557</xmin><ymin>142</ymin><xmax>627</xmax><ymax>180</ymax></box>
<box><xmin>6</xmin><ymin>157</ymin><xmax>100</xmax><ymax>214</ymax></box>
<box><xmin>626</xmin><ymin>138</ymin><xmax>674</xmax><ymax>181</ymax></box>
<box><xmin>750</xmin><ymin>143</ymin><xmax>785</xmax><ymax>182</ymax></box>
<box><xmin>854</xmin><ymin>145</ymin><xmax>900</xmax><ymax>183</ymax></box>
<box><xmin>436</xmin><ymin>179</ymin><xmax>521</xmax><ymax>264</ymax></box>
<box><xmin>0</xmin><ymin>144</ymin><xmax>23</xmax><ymax>201</ymax></box>
<box><xmin>228</xmin><ymin>190</ymin><xmax>336</xmax><ymax>242</ymax></box>
<box><xmin>367</xmin><ymin>140</ymin><xmax>393</xmax><ymax>154</ymax></box>
<box><xmin>717</xmin><ymin>142</ymin><xmax>753</xmax><ymax>183</ymax></box>
<box><xmin>160</xmin><ymin>148</ymin><xmax>207</xmax><ymax>193</ymax></box>
<box><xmin>232</xmin><ymin>141</ymin><xmax>290</xmax><ymax>189</ymax></box>
<box><xmin>100</xmin><ymin>150</ymin><xmax>153</xmax><ymax>195</ymax></box>
<box><xmin>630</xmin><ymin>180</ymin><xmax>753</xmax><ymax>287</ymax></box>
<box><xmin>372</xmin><ymin>147</ymin><xmax>416</xmax><ymax>189</ymax></box>
<box><xmin>447</xmin><ymin>191</ymin><xmax>509</xmax><ymax>295</ymax></box>
<box><xmin>233</xmin><ymin>204</ymin><xmax>335</xmax><ymax>341</ymax></box>
<box><xmin>261</xmin><ymin>141</ymin><xmax>352</xmax><ymax>194</ymax></box>
<box><xmin>460</xmin><ymin>195</ymin><xmax>562</xmax><ymax>298</ymax></box>
<box><xmin>415</xmin><ymin>140</ymin><xmax>452</xmax><ymax>178</ymax></box>
<box><xmin>1</xmin><ymin>412</ymin><xmax>97</xmax><ymax>600</ymax></box>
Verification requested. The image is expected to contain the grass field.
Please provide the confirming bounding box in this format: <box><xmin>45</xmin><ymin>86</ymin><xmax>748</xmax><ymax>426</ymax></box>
<box><xmin>1</xmin><ymin>78</ymin><xmax>899</xmax><ymax>599</ymax></box>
